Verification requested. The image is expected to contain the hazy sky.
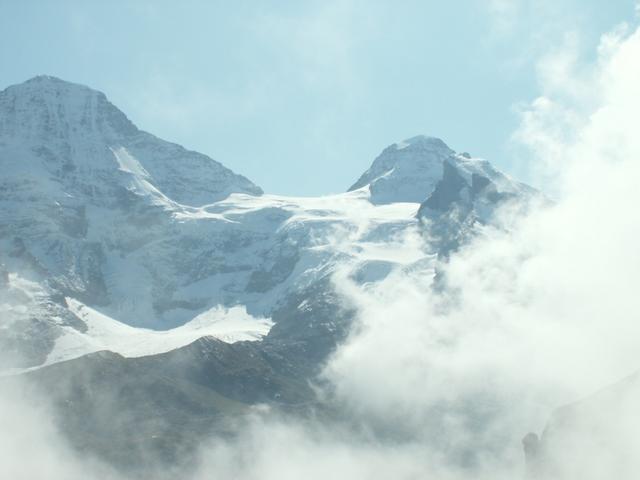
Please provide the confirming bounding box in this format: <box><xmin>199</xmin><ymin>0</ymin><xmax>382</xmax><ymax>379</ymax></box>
<box><xmin>0</xmin><ymin>0</ymin><xmax>636</xmax><ymax>195</ymax></box>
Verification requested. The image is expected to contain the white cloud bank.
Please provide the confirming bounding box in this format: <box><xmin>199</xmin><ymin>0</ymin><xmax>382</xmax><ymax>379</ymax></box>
<box><xmin>320</xmin><ymin>17</ymin><xmax>640</xmax><ymax>479</ymax></box>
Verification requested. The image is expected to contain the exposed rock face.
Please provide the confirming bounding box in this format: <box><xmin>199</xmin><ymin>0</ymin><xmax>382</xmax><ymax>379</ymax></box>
<box><xmin>417</xmin><ymin>158</ymin><xmax>534</xmax><ymax>254</ymax></box>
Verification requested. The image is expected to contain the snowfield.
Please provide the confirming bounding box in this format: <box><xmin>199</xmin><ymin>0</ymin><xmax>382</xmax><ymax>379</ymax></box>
<box><xmin>50</xmin><ymin>298</ymin><xmax>273</xmax><ymax>364</ymax></box>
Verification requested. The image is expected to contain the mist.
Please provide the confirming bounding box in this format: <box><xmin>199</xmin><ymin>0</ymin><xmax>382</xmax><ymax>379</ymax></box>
<box><xmin>0</xmin><ymin>380</ymin><xmax>121</xmax><ymax>480</ymax></box>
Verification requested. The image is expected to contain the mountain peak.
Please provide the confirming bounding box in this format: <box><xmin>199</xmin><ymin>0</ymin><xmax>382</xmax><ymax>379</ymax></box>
<box><xmin>348</xmin><ymin>134</ymin><xmax>529</xmax><ymax>206</ymax></box>
<box><xmin>23</xmin><ymin>74</ymin><xmax>84</xmax><ymax>87</ymax></box>
<box><xmin>0</xmin><ymin>75</ymin><xmax>138</xmax><ymax>141</ymax></box>
<box><xmin>348</xmin><ymin>134</ymin><xmax>459</xmax><ymax>203</ymax></box>
<box><xmin>0</xmin><ymin>75</ymin><xmax>262</xmax><ymax>206</ymax></box>
<box><xmin>13</xmin><ymin>75</ymin><xmax>112</xmax><ymax>100</ymax></box>
<box><xmin>394</xmin><ymin>135</ymin><xmax>452</xmax><ymax>152</ymax></box>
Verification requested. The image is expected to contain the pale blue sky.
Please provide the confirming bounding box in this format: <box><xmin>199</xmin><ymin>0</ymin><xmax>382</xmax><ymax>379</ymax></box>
<box><xmin>0</xmin><ymin>0</ymin><xmax>636</xmax><ymax>195</ymax></box>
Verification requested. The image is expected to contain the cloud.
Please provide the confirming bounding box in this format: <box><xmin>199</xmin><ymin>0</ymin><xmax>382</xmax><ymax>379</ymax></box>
<box><xmin>317</xmin><ymin>16</ymin><xmax>640</xmax><ymax>479</ymax></box>
<box><xmin>486</xmin><ymin>0</ymin><xmax>523</xmax><ymax>36</ymax></box>
<box><xmin>194</xmin><ymin>413</ymin><xmax>443</xmax><ymax>480</ymax></box>
<box><xmin>0</xmin><ymin>380</ymin><xmax>117</xmax><ymax>480</ymax></box>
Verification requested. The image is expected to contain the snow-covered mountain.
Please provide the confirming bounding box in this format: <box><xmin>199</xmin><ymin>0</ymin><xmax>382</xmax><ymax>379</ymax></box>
<box><xmin>0</xmin><ymin>77</ymin><xmax>537</xmax><ymax>373</ymax></box>
<box><xmin>0</xmin><ymin>75</ymin><xmax>545</xmax><ymax>475</ymax></box>
<box><xmin>350</xmin><ymin>134</ymin><xmax>537</xmax><ymax>252</ymax></box>
<box><xmin>349</xmin><ymin>135</ymin><xmax>531</xmax><ymax>205</ymax></box>
<box><xmin>0</xmin><ymin>75</ymin><xmax>261</xmax><ymax>205</ymax></box>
